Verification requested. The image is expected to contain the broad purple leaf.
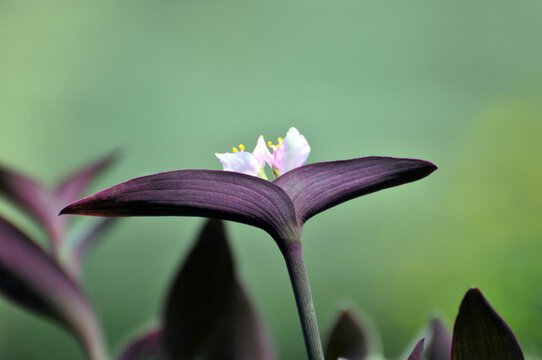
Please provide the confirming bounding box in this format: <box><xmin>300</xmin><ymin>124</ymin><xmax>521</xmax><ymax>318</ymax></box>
<box><xmin>65</xmin><ymin>218</ymin><xmax>117</xmax><ymax>280</ymax></box>
<box><xmin>56</xmin><ymin>152</ymin><xmax>117</xmax><ymax>206</ymax></box>
<box><xmin>0</xmin><ymin>216</ymin><xmax>106</xmax><ymax>359</ymax></box>
<box><xmin>117</xmin><ymin>327</ymin><xmax>163</xmax><ymax>360</ymax></box>
<box><xmin>407</xmin><ymin>339</ymin><xmax>425</xmax><ymax>360</ymax></box>
<box><xmin>273</xmin><ymin>157</ymin><xmax>437</xmax><ymax>223</ymax></box>
<box><xmin>61</xmin><ymin>170</ymin><xmax>299</xmax><ymax>242</ymax></box>
<box><xmin>451</xmin><ymin>288</ymin><xmax>524</xmax><ymax>360</ymax></box>
<box><xmin>0</xmin><ymin>164</ymin><xmax>63</xmax><ymax>244</ymax></box>
<box><xmin>324</xmin><ymin>310</ymin><xmax>369</xmax><ymax>360</ymax></box>
<box><xmin>163</xmin><ymin>219</ymin><xmax>274</xmax><ymax>360</ymax></box>
<box><xmin>426</xmin><ymin>318</ymin><xmax>451</xmax><ymax>360</ymax></box>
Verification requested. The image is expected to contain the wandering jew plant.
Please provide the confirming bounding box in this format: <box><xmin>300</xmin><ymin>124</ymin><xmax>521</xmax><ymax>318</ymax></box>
<box><xmin>61</xmin><ymin>128</ymin><xmax>437</xmax><ymax>360</ymax></box>
<box><xmin>0</xmin><ymin>154</ymin><xmax>117</xmax><ymax>359</ymax></box>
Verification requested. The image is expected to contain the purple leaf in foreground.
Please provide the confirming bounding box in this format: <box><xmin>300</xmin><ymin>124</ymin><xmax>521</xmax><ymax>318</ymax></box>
<box><xmin>451</xmin><ymin>288</ymin><xmax>524</xmax><ymax>360</ymax></box>
<box><xmin>60</xmin><ymin>157</ymin><xmax>436</xmax><ymax>247</ymax></box>
<box><xmin>324</xmin><ymin>310</ymin><xmax>370</xmax><ymax>360</ymax></box>
<box><xmin>407</xmin><ymin>339</ymin><xmax>425</xmax><ymax>360</ymax></box>
<box><xmin>426</xmin><ymin>318</ymin><xmax>452</xmax><ymax>360</ymax></box>
<box><xmin>163</xmin><ymin>219</ymin><xmax>274</xmax><ymax>360</ymax></box>
<box><xmin>61</xmin><ymin>170</ymin><xmax>299</xmax><ymax>243</ymax></box>
<box><xmin>273</xmin><ymin>157</ymin><xmax>437</xmax><ymax>224</ymax></box>
<box><xmin>117</xmin><ymin>327</ymin><xmax>163</xmax><ymax>360</ymax></box>
<box><xmin>0</xmin><ymin>216</ymin><xmax>106</xmax><ymax>360</ymax></box>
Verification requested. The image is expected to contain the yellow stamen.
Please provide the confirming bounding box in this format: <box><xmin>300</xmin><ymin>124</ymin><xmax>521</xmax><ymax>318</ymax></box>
<box><xmin>239</xmin><ymin>144</ymin><xmax>245</xmax><ymax>151</ymax></box>
<box><xmin>278</xmin><ymin>137</ymin><xmax>283</xmax><ymax>143</ymax></box>
<box><xmin>267</xmin><ymin>141</ymin><xmax>273</xmax><ymax>147</ymax></box>
<box><xmin>232</xmin><ymin>147</ymin><xmax>238</xmax><ymax>153</ymax></box>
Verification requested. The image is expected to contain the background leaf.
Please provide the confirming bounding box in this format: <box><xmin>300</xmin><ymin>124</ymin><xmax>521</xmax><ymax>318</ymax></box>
<box><xmin>117</xmin><ymin>327</ymin><xmax>163</xmax><ymax>360</ymax></box>
<box><xmin>55</xmin><ymin>152</ymin><xmax>117</xmax><ymax>207</ymax></box>
<box><xmin>0</xmin><ymin>165</ymin><xmax>62</xmax><ymax>246</ymax></box>
<box><xmin>451</xmin><ymin>288</ymin><xmax>524</xmax><ymax>360</ymax></box>
<box><xmin>163</xmin><ymin>218</ymin><xmax>274</xmax><ymax>360</ymax></box>
<box><xmin>426</xmin><ymin>318</ymin><xmax>451</xmax><ymax>360</ymax></box>
<box><xmin>324</xmin><ymin>310</ymin><xmax>370</xmax><ymax>360</ymax></box>
<box><xmin>0</xmin><ymin>216</ymin><xmax>106</xmax><ymax>359</ymax></box>
<box><xmin>408</xmin><ymin>339</ymin><xmax>425</xmax><ymax>360</ymax></box>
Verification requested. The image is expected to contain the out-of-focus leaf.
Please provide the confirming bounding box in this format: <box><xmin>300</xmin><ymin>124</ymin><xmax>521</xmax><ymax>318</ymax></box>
<box><xmin>56</xmin><ymin>152</ymin><xmax>117</xmax><ymax>207</ymax></box>
<box><xmin>163</xmin><ymin>219</ymin><xmax>274</xmax><ymax>360</ymax></box>
<box><xmin>0</xmin><ymin>164</ymin><xmax>62</xmax><ymax>245</ymax></box>
<box><xmin>408</xmin><ymin>339</ymin><xmax>425</xmax><ymax>360</ymax></box>
<box><xmin>0</xmin><ymin>216</ymin><xmax>106</xmax><ymax>360</ymax></box>
<box><xmin>60</xmin><ymin>170</ymin><xmax>299</xmax><ymax>242</ymax></box>
<box><xmin>451</xmin><ymin>288</ymin><xmax>524</xmax><ymax>360</ymax></box>
<box><xmin>0</xmin><ymin>153</ymin><xmax>116</xmax><ymax>251</ymax></box>
<box><xmin>63</xmin><ymin>218</ymin><xmax>117</xmax><ymax>279</ymax></box>
<box><xmin>324</xmin><ymin>310</ymin><xmax>369</xmax><ymax>360</ymax></box>
<box><xmin>205</xmin><ymin>281</ymin><xmax>274</xmax><ymax>360</ymax></box>
<box><xmin>163</xmin><ymin>219</ymin><xmax>236</xmax><ymax>359</ymax></box>
<box><xmin>426</xmin><ymin>318</ymin><xmax>451</xmax><ymax>360</ymax></box>
<box><xmin>117</xmin><ymin>327</ymin><xmax>163</xmax><ymax>360</ymax></box>
<box><xmin>272</xmin><ymin>157</ymin><xmax>437</xmax><ymax>224</ymax></box>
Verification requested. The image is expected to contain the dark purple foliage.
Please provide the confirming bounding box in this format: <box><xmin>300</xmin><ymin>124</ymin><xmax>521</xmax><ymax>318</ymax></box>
<box><xmin>324</xmin><ymin>310</ymin><xmax>370</xmax><ymax>360</ymax></box>
<box><xmin>117</xmin><ymin>327</ymin><xmax>163</xmax><ymax>360</ymax></box>
<box><xmin>60</xmin><ymin>157</ymin><xmax>437</xmax><ymax>248</ymax></box>
<box><xmin>0</xmin><ymin>152</ymin><xmax>115</xmax><ymax>251</ymax></box>
<box><xmin>426</xmin><ymin>318</ymin><xmax>452</xmax><ymax>360</ymax></box>
<box><xmin>0</xmin><ymin>215</ymin><xmax>106</xmax><ymax>359</ymax></box>
<box><xmin>407</xmin><ymin>339</ymin><xmax>425</xmax><ymax>360</ymax></box>
<box><xmin>451</xmin><ymin>288</ymin><xmax>524</xmax><ymax>360</ymax></box>
<box><xmin>117</xmin><ymin>219</ymin><xmax>274</xmax><ymax>360</ymax></box>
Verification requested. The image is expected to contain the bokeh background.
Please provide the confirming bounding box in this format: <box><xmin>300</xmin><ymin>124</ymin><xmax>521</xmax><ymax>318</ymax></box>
<box><xmin>1</xmin><ymin>1</ymin><xmax>542</xmax><ymax>358</ymax></box>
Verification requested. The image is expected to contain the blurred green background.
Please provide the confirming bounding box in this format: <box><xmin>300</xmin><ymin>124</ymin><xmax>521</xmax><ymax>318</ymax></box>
<box><xmin>1</xmin><ymin>0</ymin><xmax>541</xmax><ymax>358</ymax></box>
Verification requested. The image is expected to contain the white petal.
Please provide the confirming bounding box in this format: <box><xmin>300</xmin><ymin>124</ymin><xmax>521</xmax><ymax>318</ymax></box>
<box><xmin>274</xmin><ymin>127</ymin><xmax>311</xmax><ymax>174</ymax></box>
<box><xmin>215</xmin><ymin>151</ymin><xmax>262</xmax><ymax>177</ymax></box>
<box><xmin>252</xmin><ymin>135</ymin><xmax>273</xmax><ymax>169</ymax></box>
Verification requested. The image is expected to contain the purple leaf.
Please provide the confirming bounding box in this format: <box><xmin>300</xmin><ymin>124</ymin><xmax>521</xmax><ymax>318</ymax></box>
<box><xmin>407</xmin><ymin>339</ymin><xmax>425</xmax><ymax>360</ymax></box>
<box><xmin>0</xmin><ymin>216</ymin><xmax>106</xmax><ymax>360</ymax></box>
<box><xmin>64</xmin><ymin>218</ymin><xmax>117</xmax><ymax>280</ymax></box>
<box><xmin>163</xmin><ymin>219</ymin><xmax>274</xmax><ymax>360</ymax></box>
<box><xmin>60</xmin><ymin>157</ymin><xmax>437</xmax><ymax>246</ymax></box>
<box><xmin>205</xmin><ymin>282</ymin><xmax>275</xmax><ymax>360</ymax></box>
<box><xmin>273</xmin><ymin>157</ymin><xmax>437</xmax><ymax>224</ymax></box>
<box><xmin>60</xmin><ymin>170</ymin><xmax>299</xmax><ymax>242</ymax></box>
<box><xmin>55</xmin><ymin>152</ymin><xmax>117</xmax><ymax>207</ymax></box>
<box><xmin>117</xmin><ymin>327</ymin><xmax>163</xmax><ymax>360</ymax></box>
<box><xmin>163</xmin><ymin>219</ymin><xmax>236</xmax><ymax>359</ymax></box>
<box><xmin>451</xmin><ymin>288</ymin><xmax>524</xmax><ymax>360</ymax></box>
<box><xmin>426</xmin><ymin>318</ymin><xmax>451</xmax><ymax>360</ymax></box>
<box><xmin>0</xmin><ymin>165</ymin><xmax>63</xmax><ymax>245</ymax></box>
<box><xmin>324</xmin><ymin>310</ymin><xmax>370</xmax><ymax>360</ymax></box>
<box><xmin>0</xmin><ymin>153</ymin><xmax>116</xmax><ymax>251</ymax></box>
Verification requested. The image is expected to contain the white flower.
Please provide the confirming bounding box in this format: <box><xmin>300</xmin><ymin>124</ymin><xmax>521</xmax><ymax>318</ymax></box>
<box><xmin>264</xmin><ymin>127</ymin><xmax>311</xmax><ymax>178</ymax></box>
<box><xmin>215</xmin><ymin>136</ymin><xmax>269</xmax><ymax>179</ymax></box>
<box><xmin>215</xmin><ymin>127</ymin><xmax>310</xmax><ymax>179</ymax></box>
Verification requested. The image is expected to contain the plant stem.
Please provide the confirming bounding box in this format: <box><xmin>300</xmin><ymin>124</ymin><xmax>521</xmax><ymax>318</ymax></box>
<box><xmin>281</xmin><ymin>241</ymin><xmax>324</xmax><ymax>360</ymax></box>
